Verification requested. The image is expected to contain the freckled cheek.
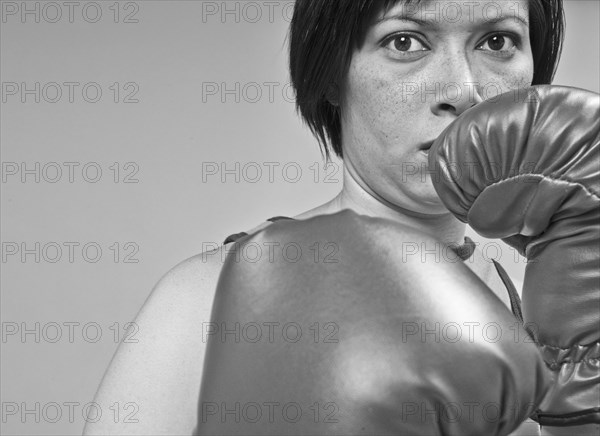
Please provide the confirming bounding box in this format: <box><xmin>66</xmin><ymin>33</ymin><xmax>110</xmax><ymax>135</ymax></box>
<box><xmin>482</xmin><ymin>59</ymin><xmax>535</xmax><ymax>96</ymax></box>
<box><xmin>345</xmin><ymin>62</ymin><xmax>426</xmax><ymax>146</ymax></box>
<box><xmin>355</xmin><ymin>79</ymin><xmax>420</xmax><ymax>126</ymax></box>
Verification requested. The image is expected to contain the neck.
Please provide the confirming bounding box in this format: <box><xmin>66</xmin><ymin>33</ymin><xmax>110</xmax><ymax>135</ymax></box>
<box><xmin>297</xmin><ymin>163</ymin><xmax>466</xmax><ymax>246</ymax></box>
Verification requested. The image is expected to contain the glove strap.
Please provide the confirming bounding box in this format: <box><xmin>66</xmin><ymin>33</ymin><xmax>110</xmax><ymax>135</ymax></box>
<box><xmin>532</xmin><ymin>342</ymin><xmax>600</xmax><ymax>426</ymax></box>
<box><xmin>492</xmin><ymin>260</ymin><xmax>524</xmax><ymax>323</ymax></box>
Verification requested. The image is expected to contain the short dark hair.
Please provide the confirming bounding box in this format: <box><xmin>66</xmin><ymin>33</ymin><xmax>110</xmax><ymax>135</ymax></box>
<box><xmin>289</xmin><ymin>0</ymin><xmax>565</xmax><ymax>160</ymax></box>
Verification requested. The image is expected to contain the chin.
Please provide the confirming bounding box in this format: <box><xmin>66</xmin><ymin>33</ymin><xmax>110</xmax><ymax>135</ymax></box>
<box><xmin>410</xmin><ymin>183</ymin><xmax>450</xmax><ymax>214</ymax></box>
<box><xmin>385</xmin><ymin>182</ymin><xmax>446</xmax><ymax>215</ymax></box>
<box><xmin>415</xmin><ymin>198</ymin><xmax>450</xmax><ymax>215</ymax></box>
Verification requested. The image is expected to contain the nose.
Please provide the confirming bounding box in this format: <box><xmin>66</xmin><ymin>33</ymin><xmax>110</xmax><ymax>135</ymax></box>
<box><xmin>430</xmin><ymin>52</ymin><xmax>484</xmax><ymax>117</ymax></box>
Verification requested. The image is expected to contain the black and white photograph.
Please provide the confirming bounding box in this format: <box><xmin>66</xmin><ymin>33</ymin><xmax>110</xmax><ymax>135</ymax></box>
<box><xmin>1</xmin><ymin>1</ymin><xmax>599</xmax><ymax>435</ymax></box>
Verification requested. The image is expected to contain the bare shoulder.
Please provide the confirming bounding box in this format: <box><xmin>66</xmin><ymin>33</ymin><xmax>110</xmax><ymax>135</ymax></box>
<box><xmin>138</xmin><ymin>247</ymin><xmax>226</xmax><ymax>316</ymax></box>
<box><xmin>82</xmin><ymin>211</ymin><xmax>332</xmax><ymax>434</ymax></box>
<box><xmin>83</xmin><ymin>244</ymin><xmax>237</xmax><ymax>435</ymax></box>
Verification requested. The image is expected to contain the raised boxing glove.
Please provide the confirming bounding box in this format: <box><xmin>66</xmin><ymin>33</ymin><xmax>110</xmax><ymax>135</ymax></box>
<box><xmin>197</xmin><ymin>210</ymin><xmax>550</xmax><ymax>435</ymax></box>
<box><xmin>428</xmin><ymin>85</ymin><xmax>600</xmax><ymax>430</ymax></box>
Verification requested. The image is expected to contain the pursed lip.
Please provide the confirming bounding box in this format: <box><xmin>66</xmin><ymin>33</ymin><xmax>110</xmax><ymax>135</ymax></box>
<box><xmin>418</xmin><ymin>140</ymin><xmax>435</xmax><ymax>152</ymax></box>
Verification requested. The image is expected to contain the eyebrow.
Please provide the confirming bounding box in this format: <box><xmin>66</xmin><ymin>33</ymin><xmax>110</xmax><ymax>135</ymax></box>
<box><xmin>376</xmin><ymin>15</ymin><xmax>431</xmax><ymax>26</ymax></box>
<box><xmin>486</xmin><ymin>16</ymin><xmax>529</xmax><ymax>27</ymax></box>
<box><xmin>377</xmin><ymin>14</ymin><xmax>529</xmax><ymax>28</ymax></box>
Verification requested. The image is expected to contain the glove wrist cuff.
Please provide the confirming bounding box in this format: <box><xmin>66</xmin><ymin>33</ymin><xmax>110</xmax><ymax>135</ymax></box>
<box><xmin>532</xmin><ymin>407</ymin><xmax>600</xmax><ymax>427</ymax></box>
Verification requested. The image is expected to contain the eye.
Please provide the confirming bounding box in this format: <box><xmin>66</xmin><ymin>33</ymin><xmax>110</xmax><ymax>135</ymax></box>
<box><xmin>476</xmin><ymin>33</ymin><xmax>519</xmax><ymax>56</ymax></box>
<box><xmin>382</xmin><ymin>33</ymin><xmax>430</xmax><ymax>57</ymax></box>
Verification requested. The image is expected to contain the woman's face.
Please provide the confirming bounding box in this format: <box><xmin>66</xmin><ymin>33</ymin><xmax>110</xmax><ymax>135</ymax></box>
<box><xmin>340</xmin><ymin>0</ymin><xmax>534</xmax><ymax>215</ymax></box>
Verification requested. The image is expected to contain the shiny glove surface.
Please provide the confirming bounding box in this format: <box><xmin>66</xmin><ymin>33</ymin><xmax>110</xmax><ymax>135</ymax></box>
<box><xmin>429</xmin><ymin>85</ymin><xmax>600</xmax><ymax>427</ymax></box>
<box><xmin>197</xmin><ymin>210</ymin><xmax>550</xmax><ymax>435</ymax></box>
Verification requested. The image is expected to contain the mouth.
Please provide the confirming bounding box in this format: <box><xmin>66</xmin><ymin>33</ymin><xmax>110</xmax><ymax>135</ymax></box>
<box><xmin>418</xmin><ymin>140</ymin><xmax>435</xmax><ymax>152</ymax></box>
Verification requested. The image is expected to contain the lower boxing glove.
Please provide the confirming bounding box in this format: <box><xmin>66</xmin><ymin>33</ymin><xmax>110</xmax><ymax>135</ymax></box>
<box><xmin>429</xmin><ymin>85</ymin><xmax>600</xmax><ymax>430</ymax></box>
<box><xmin>197</xmin><ymin>210</ymin><xmax>550</xmax><ymax>435</ymax></box>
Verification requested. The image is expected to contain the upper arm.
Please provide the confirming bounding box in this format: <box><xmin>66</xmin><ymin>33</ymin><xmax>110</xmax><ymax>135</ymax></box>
<box><xmin>83</xmin><ymin>249</ymin><xmax>226</xmax><ymax>436</ymax></box>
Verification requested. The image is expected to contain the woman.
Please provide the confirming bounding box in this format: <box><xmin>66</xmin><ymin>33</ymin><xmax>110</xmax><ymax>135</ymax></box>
<box><xmin>85</xmin><ymin>0</ymin><xmax>597</xmax><ymax>435</ymax></box>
